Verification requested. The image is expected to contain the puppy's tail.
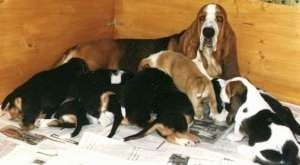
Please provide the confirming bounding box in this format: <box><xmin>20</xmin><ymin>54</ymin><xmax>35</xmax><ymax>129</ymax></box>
<box><xmin>255</xmin><ymin>140</ymin><xmax>299</xmax><ymax>165</ymax></box>
<box><xmin>124</xmin><ymin>120</ymin><xmax>158</xmax><ymax>141</ymax></box>
<box><xmin>103</xmin><ymin>93</ymin><xmax>123</xmax><ymax>138</ymax></box>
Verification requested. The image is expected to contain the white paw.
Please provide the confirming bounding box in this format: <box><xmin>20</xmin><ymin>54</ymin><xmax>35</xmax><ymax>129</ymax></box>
<box><xmin>227</xmin><ymin>133</ymin><xmax>244</xmax><ymax>142</ymax></box>
<box><xmin>175</xmin><ymin>138</ymin><xmax>196</xmax><ymax>146</ymax></box>
<box><xmin>34</xmin><ymin>119</ymin><xmax>56</xmax><ymax>128</ymax></box>
<box><xmin>212</xmin><ymin>110</ymin><xmax>228</xmax><ymax>122</ymax></box>
<box><xmin>98</xmin><ymin>111</ymin><xmax>114</xmax><ymax>127</ymax></box>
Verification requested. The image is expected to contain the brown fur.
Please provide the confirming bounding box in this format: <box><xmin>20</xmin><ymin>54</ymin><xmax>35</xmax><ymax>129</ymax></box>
<box><xmin>139</xmin><ymin>51</ymin><xmax>218</xmax><ymax>120</ymax></box>
<box><xmin>168</xmin><ymin>3</ymin><xmax>239</xmax><ymax>79</ymax></box>
<box><xmin>54</xmin><ymin>39</ymin><xmax>121</xmax><ymax>70</ymax></box>
<box><xmin>54</xmin><ymin>4</ymin><xmax>238</xmax><ymax>79</ymax></box>
<box><xmin>224</xmin><ymin>80</ymin><xmax>247</xmax><ymax>124</ymax></box>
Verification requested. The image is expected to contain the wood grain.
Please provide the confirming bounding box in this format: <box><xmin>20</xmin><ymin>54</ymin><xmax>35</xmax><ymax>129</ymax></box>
<box><xmin>0</xmin><ymin>0</ymin><xmax>114</xmax><ymax>100</ymax></box>
<box><xmin>0</xmin><ymin>0</ymin><xmax>299</xmax><ymax>105</ymax></box>
<box><xmin>114</xmin><ymin>0</ymin><xmax>300</xmax><ymax>104</ymax></box>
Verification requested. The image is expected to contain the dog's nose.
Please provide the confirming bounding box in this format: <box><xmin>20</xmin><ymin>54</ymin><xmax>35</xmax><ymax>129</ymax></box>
<box><xmin>202</xmin><ymin>27</ymin><xmax>215</xmax><ymax>38</ymax></box>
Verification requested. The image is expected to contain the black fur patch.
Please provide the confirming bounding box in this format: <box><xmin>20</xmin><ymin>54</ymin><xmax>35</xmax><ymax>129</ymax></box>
<box><xmin>53</xmin><ymin>98</ymin><xmax>89</xmax><ymax>137</ymax></box>
<box><xmin>67</xmin><ymin>68</ymin><xmax>133</xmax><ymax>118</ymax></box>
<box><xmin>240</xmin><ymin>110</ymin><xmax>280</xmax><ymax>146</ymax></box>
<box><xmin>117</xmin><ymin>35</ymin><xmax>180</xmax><ymax>73</ymax></box>
<box><xmin>211</xmin><ymin>78</ymin><xmax>223</xmax><ymax>113</ymax></box>
<box><xmin>110</xmin><ymin>68</ymin><xmax>194</xmax><ymax>140</ymax></box>
<box><xmin>260</xmin><ymin>93</ymin><xmax>300</xmax><ymax>135</ymax></box>
<box><xmin>1</xmin><ymin>58</ymin><xmax>89</xmax><ymax>128</ymax></box>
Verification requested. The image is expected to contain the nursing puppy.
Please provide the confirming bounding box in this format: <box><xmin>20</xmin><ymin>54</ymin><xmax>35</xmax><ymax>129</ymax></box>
<box><xmin>67</xmin><ymin>68</ymin><xmax>134</xmax><ymax>119</ymax></box>
<box><xmin>220</xmin><ymin>77</ymin><xmax>300</xmax><ymax>140</ymax></box>
<box><xmin>238</xmin><ymin>109</ymin><xmax>300</xmax><ymax>165</ymax></box>
<box><xmin>139</xmin><ymin>50</ymin><xmax>218</xmax><ymax>120</ymax></box>
<box><xmin>1</xmin><ymin>58</ymin><xmax>89</xmax><ymax>130</ymax></box>
<box><xmin>107</xmin><ymin>68</ymin><xmax>199</xmax><ymax>145</ymax></box>
<box><xmin>38</xmin><ymin>98</ymin><xmax>89</xmax><ymax>137</ymax></box>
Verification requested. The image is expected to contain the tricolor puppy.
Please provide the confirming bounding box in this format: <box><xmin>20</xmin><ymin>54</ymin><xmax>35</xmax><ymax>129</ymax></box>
<box><xmin>139</xmin><ymin>50</ymin><xmax>218</xmax><ymax>120</ymax></box>
<box><xmin>220</xmin><ymin>77</ymin><xmax>300</xmax><ymax>141</ymax></box>
<box><xmin>37</xmin><ymin>98</ymin><xmax>89</xmax><ymax>137</ymax></box>
<box><xmin>1</xmin><ymin>58</ymin><xmax>89</xmax><ymax>130</ymax></box>
<box><xmin>220</xmin><ymin>77</ymin><xmax>300</xmax><ymax>164</ymax></box>
<box><xmin>67</xmin><ymin>68</ymin><xmax>134</xmax><ymax>119</ymax></box>
<box><xmin>106</xmin><ymin>68</ymin><xmax>199</xmax><ymax>146</ymax></box>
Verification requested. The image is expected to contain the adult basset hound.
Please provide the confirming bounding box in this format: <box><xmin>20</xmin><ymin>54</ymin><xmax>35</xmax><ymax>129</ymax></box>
<box><xmin>168</xmin><ymin>3</ymin><xmax>239</xmax><ymax>79</ymax></box>
<box><xmin>55</xmin><ymin>3</ymin><xmax>239</xmax><ymax>80</ymax></box>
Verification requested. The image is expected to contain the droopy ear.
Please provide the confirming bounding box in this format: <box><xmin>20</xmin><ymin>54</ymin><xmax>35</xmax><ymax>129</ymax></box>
<box><xmin>138</xmin><ymin>58</ymin><xmax>151</xmax><ymax>71</ymax></box>
<box><xmin>225</xmin><ymin>81</ymin><xmax>246</xmax><ymax>99</ymax></box>
<box><xmin>218</xmin><ymin>18</ymin><xmax>240</xmax><ymax>79</ymax></box>
<box><xmin>14</xmin><ymin>97</ymin><xmax>22</xmax><ymax>110</ymax></box>
<box><xmin>177</xmin><ymin>18</ymin><xmax>200</xmax><ymax>59</ymax></box>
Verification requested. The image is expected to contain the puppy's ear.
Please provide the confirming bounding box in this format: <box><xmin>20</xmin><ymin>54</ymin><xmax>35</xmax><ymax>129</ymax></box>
<box><xmin>225</xmin><ymin>81</ymin><xmax>246</xmax><ymax>98</ymax></box>
<box><xmin>14</xmin><ymin>97</ymin><xmax>22</xmax><ymax>110</ymax></box>
<box><xmin>138</xmin><ymin>59</ymin><xmax>151</xmax><ymax>71</ymax></box>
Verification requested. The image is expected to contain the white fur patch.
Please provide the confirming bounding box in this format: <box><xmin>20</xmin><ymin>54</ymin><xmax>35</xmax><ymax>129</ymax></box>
<box><xmin>86</xmin><ymin>114</ymin><xmax>99</xmax><ymax>124</ymax></box>
<box><xmin>192</xmin><ymin>50</ymin><xmax>213</xmax><ymax>80</ymax></box>
<box><xmin>227</xmin><ymin>131</ymin><xmax>245</xmax><ymax>142</ymax></box>
<box><xmin>175</xmin><ymin>137</ymin><xmax>196</xmax><ymax>146</ymax></box>
<box><xmin>213</xmin><ymin>110</ymin><xmax>228</xmax><ymax>122</ymax></box>
<box><xmin>199</xmin><ymin>4</ymin><xmax>219</xmax><ymax>51</ymax></box>
<box><xmin>98</xmin><ymin>111</ymin><xmax>114</xmax><ymax>128</ymax></box>
<box><xmin>121</xmin><ymin>106</ymin><xmax>126</xmax><ymax>118</ymax></box>
<box><xmin>148</xmin><ymin>50</ymin><xmax>165</xmax><ymax>67</ymax></box>
<box><xmin>34</xmin><ymin>119</ymin><xmax>57</xmax><ymax>128</ymax></box>
<box><xmin>111</xmin><ymin>70</ymin><xmax>124</xmax><ymax>84</ymax></box>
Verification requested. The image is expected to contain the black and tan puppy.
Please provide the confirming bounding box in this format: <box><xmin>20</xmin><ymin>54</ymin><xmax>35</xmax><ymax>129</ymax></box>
<box><xmin>35</xmin><ymin>68</ymin><xmax>133</xmax><ymax>137</ymax></box>
<box><xmin>139</xmin><ymin>50</ymin><xmax>218</xmax><ymax>120</ymax></box>
<box><xmin>37</xmin><ymin>98</ymin><xmax>90</xmax><ymax>137</ymax></box>
<box><xmin>67</xmin><ymin>68</ymin><xmax>134</xmax><ymax>119</ymax></box>
<box><xmin>1</xmin><ymin>58</ymin><xmax>89</xmax><ymax>130</ymax></box>
<box><xmin>106</xmin><ymin>68</ymin><xmax>199</xmax><ymax>145</ymax></box>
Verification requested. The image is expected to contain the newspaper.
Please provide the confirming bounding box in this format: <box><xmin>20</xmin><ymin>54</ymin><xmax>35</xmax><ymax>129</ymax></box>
<box><xmin>1</xmin><ymin>102</ymin><xmax>299</xmax><ymax>165</ymax></box>
<box><xmin>190</xmin><ymin>118</ymin><xmax>230</xmax><ymax>143</ymax></box>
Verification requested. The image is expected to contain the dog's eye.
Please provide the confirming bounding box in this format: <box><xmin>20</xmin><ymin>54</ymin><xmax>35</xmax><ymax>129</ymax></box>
<box><xmin>216</xmin><ymin>16</ymin><xmax>223</xmax><ymax>23</ymax></box>
<box><xmin>199</xmin><ymin>15</ymin><xmax>206</xmax><ymax>22</ymax></box>
<box><xmin>243</xmin><ymin>108</ymin><xmax>248</xmax><ymax>113</ymax></box>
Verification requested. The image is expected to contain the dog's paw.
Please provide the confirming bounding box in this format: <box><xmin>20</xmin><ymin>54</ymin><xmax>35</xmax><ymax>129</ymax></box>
<box><xmin>175</xmin><ymin>138</ymin><xmax>197</xmax><ymax>146</ymax></box>
<box><xmin>34</xmin><ymin>119</ymin><xmax>56</xmax><ymax>128</ymax></box>
<box><xmin>211</xmin><ymin>110</ymin><xmax>228</xmax><ymax>122</ymax></box>
<box><xmin>194</xmin><ymin>114</ymin><xmax>204</xmax><ymax>120</ymax></box>
<box><xmin>98</xmin><ymin>111</ymin><xmax>114</xmax><ymax>127</ymax></box>
<box><xmin>227</xmin><ymin>133</ymin><xmax>244</xmax><ymax>142</ymax></box>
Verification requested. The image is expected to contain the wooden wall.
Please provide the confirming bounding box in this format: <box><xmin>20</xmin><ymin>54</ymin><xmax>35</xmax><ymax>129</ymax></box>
<box><xmin>114</xmin><ymin>0</ymin><xmax>300</xmax><ymax>105</ymax></box>
<box><xmin>0</xmin><ymin>0</ymin><xmax>300</xmax><ymax>105</ymax></box>
<box><xmin>0</xmin><ymin>0</ymin><xmax>114</xmax><ymax>100</ymax></box>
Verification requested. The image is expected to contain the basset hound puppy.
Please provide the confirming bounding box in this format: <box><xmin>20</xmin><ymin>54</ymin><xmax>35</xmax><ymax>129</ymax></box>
<box><xmin>55</xmin><ymin>3</ymin><xmax>239</xmax><ymax>80</ymax></box>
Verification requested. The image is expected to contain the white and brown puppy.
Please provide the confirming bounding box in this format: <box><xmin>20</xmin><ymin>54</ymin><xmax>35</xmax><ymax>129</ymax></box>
<box><xmin>139</xmin><ymin>50</ymin><xmax>218</xmax><ymax>120</ymax></box>
<box><xmin>221</xmin><ymin>77</ymin><xmax>300</xmax><ymax>141</ymax></box>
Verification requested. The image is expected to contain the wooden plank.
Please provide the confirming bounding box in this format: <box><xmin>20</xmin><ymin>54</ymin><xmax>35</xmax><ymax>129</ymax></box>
<box><xmin>114</xmin><ymin>0</ymin><xmax>300</xmax><ymax>104</ymax></box>
<box><xmin>0</xmin><ymin>0</ymin><xmax>114</xmax><ymax>100</ymax></box>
